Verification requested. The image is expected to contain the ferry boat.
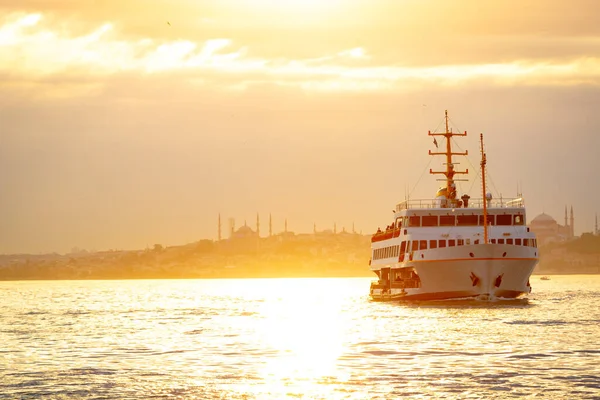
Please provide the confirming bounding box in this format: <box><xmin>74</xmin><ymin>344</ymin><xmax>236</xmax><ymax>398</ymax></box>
<box><xmin>369</xmin><ymin>111</ymin><xmax>539</xmax><ymax>301</ymax></box>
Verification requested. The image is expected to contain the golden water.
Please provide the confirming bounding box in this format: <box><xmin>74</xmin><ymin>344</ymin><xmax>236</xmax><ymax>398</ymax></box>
<box><xmin>1</xmin><ymin>276</ymin><xmax>599</xmax><ymax>398</ymax></box>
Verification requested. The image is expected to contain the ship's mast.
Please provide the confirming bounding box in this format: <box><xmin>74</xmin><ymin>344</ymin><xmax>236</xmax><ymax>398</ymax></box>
<box><xmin>480</xmin><ymin>133</ymin><xmax>489</xmax><ymax>244</ymax></box>
<box><xmin>428</xmin><ymin>110</ymin><xmax>468</xmax><ymax>205</ymax></box>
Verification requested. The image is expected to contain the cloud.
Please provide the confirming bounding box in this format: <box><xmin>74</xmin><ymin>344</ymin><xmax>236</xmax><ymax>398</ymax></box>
<box><xmin>2</xmin><ymin>11</ymin><xmax>600</xmax><ymax>100</ymax></box>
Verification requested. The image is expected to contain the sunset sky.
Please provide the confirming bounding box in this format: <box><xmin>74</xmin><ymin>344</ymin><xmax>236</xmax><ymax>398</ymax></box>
<box><xmin>1</xmin><ymin>0</ymin><xmax>599</xmax><ymax>253</ymax></box>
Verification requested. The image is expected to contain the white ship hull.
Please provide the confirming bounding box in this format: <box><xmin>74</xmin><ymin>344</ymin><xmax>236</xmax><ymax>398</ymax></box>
<box><xmin>369</xmin><ymin>111</ymin><xmax>538</xmax><ymax>301</ymax></box>
<box><xmin>370</xmin><ymin>244</ymin><xmax>537</xmax><ymax>301</ymax></box>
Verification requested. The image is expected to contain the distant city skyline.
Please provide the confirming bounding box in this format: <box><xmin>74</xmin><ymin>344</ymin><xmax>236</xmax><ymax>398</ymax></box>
<box><xmin>2</xmin><ymin>1</ymin><xmax>600</xmax><ymax>254</ymax></box>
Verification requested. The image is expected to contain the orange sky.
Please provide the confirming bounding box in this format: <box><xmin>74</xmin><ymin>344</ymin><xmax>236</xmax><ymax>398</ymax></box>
<box><xmin>1</xmin><ymin>0</ymin><xmax>599</xmax><ymax>253</ymax></box>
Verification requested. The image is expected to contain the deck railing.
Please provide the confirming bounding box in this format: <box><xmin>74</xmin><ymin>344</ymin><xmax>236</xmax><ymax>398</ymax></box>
<box><xmin>395</xmin><ymin>197</ymin><xmax>524</xmax><ymax>211</ymax></box>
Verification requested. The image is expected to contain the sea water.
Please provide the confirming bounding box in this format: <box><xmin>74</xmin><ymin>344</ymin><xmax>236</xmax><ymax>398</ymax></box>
<box><xmin>1</xmin><ymin>275</ymin><xmax>599</xmax><ymax>399</ymax></box>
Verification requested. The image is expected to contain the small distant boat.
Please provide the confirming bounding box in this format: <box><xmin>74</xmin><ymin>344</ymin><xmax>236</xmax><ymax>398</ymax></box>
<box><xmin>540</xmin><ymin>276</ymin><xmax>550</xmax><ymax>281</ymax></box>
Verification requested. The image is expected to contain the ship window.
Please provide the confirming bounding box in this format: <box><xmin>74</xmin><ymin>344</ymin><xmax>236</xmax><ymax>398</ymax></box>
<box><xmin>439</xmin><ymin>240</ymin><xmax>446</xmax><ymax>248</ymax></box>
<box><xmin>400</xmin><ymin>241</ymin><xmax>407</xmax><ymax>254</ymax></box>
<box><xmin>411</xmin><ymin>241</ymin><xmax>419</xmax><ymax>252</ymax></box>
<box><xmin>498</xmin><ymin>239</ymin><xmax>505</xmax><ymax>244</ymax></box>
<box><xmin>422</xmin><ymin>216</ymin><xmax>438</xmax><ymax>227</ymax></box>
<box><xmin>516</xmin><ymin>238</ymin><xmax>522</xmax><ymax>245</ymax></box>
<box><xmin>491</xmin><ymin>239</ymin><xmax>496</xmax><ymax>244</ymax></box>
<box><xmin>448</xmin><ymin>239</ymin><xmax>456</xmax><ymax>247</ymax></box>
<box><xmin>479</xmin><ymin>215</ymin><xmax>495</xmax><ymax>226</ymax></box>
<box><xmin>533</xmin><ymin>239</ymin><xmax>537</xmax><ymax>247</ymax></box>
<box><xmin>474</xmin><ymin>239</ymin><xmax>480</xmax><ymax>244</ymax></box>
<box><xmin>420</xmin><ymin>240</ymin><xmax>427</xmax><ymax>250</ymax></box>
<box><xmin>457</xmin><ymin>215</ymin><xmax>478</xmax><ymax>226</ymax></box>
<box><xmin>409</xmin><ymin>216</ymin><xmax>421</xmax><ymax>227</ymax></box>
<box><xmin>523</xmin><ymin>239</ymin><xmax>529</xmax><ymax>246</ymax></box>
<box><xmin>466</xmin><ymin>239</ymin><xmax>471</xmax><ymax>245</ymax></box>
<box><xmin>496</xmin><ymin>215</ymin><xmax>512</xmax><ymax>226</ymax></box>
<box><xmin>439</xmin><ymin>215</ymin><xmax>456</xmax><ymax>226</ymax></box>
<box><xmin>457</xmin><ymin>239</ymin><xmax>464</xmax><ymax>246</ymax></box>
<box><xmin>507</xmin><ymin>239</ymin><xmax>513</xmax><ymax>245</ymax></box>
<box><xmin>514</xmin><ymin>215</ymin><xmax>525</xmax><ymax>225</ymax></box>
<box><xmin>429</xmin><ymin>240</ymin><xmax>437</xmax><ymax>249</ymax></box>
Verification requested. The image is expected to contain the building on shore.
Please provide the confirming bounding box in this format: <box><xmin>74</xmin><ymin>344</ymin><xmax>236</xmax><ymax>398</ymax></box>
<box><xmin>529</xmin><ymin>205</ymin><xmax>575</xmax><ymax>246</ymax></box>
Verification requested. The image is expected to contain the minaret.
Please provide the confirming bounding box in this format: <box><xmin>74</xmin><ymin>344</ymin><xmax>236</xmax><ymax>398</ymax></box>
<box><xmin>269</xmin><ymin>214</ymin><xmax>272</xmax><ymax>237</ymax></box>
<box><xmin>564</xmin><ymin>205</ymin><xmax>568</xmax><ymax>229</ymax></box>
<box><xmin>570</xmin><ymin>206</ymin><xmax>574</xmax><ymax>238</ymax></box>
<box><xmin>218</xmin><ymin>213</ymin><xmax>222</xmax><ymax>241</ymax></box>
<box><xmin>313</xmin><ymin>222</ymin><xmax>316</xmax><ymax>234</ymax></box>
<box><xmin>334</xmin><ymin>222</ymin><xmax>337</xmax><ymax>234</ymax></box>
<box><xmin>284</xmin><ymin>219</ymin><xmax>288</xmax><ymax>233</ymax></box>
<box><xmin>352</xmin><ymin>222</ymin><xmax>355</xmax><ymax>234</ymax></box>
<box><xmin>256</xmin><ymin>213</ymin><xmax>260</xmax><ymax>237</ymax></box>
<box><xmin>229</xmin><ymin>218</ymin><xmax>235</xmax><ymax>238</ymax></box>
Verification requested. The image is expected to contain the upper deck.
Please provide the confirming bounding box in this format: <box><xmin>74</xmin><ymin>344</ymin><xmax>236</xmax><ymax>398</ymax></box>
<box><xmin>395</xmin><ymin>197</ymin><xmax>524</xmax><ymax>212</ymax></box>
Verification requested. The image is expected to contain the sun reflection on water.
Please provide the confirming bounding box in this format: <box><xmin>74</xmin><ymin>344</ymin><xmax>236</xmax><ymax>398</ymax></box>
<box><xmin>242</xmin><ymin>279</ymin><xmax>356</xmax><ymax>397</ymax></box>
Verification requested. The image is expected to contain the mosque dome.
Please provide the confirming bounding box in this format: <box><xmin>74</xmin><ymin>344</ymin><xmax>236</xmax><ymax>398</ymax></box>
<box><xmin>531</xmin><ymin>213</ymin><xmax>557</xmax><ymax>224</ymax></box>
<box><xmin>237</xmin><ymin>226</ymin><xmax>253</xmax><ymax>233</ymax></box>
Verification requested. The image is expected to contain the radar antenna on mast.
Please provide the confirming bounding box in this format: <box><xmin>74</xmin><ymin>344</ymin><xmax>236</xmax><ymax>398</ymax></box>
<box><xmin>428</xmin><ymin>110</ymin><xmax>469</xmax><ymax>207</ymax></box>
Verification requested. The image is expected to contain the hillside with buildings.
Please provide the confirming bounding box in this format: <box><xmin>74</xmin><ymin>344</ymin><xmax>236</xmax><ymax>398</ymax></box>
<box><xmin>0</xmin><ymin>220</ymin><xmax>372</xmax><ymax>280</ymax></box>
<box><xmin>529</xmin><ymin>206</ymin><xmax>600</xmax><ymax>274</ymax></box>
<box><xmin>536</xmin><ymin>233</ymin><xmax>600</xmax><ymax>274</ymax></box>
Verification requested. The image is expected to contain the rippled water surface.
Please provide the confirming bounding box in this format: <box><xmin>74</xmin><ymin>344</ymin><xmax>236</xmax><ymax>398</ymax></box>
<box><xmin>1</xmin><ymin>276</ymin><xmax>600</xmax><ymax>399</ymax></box>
